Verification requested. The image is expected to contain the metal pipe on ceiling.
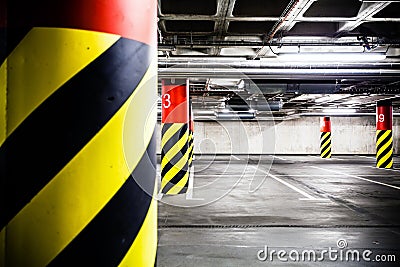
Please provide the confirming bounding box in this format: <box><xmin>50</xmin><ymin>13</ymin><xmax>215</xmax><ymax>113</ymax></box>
<box><xmin>158</xmin><ymin>67</ymin><xmax>400</xmax><ymax>79</ymax></box>
<box><xmin>158</xmin><ymin>58</ymin><xmax>400</xmax><ymax>68</ymax></box>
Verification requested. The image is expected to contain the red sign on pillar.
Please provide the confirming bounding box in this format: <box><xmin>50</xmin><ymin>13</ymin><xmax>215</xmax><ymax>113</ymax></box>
<box><xmin>377</xmin><ymin>101</ymin><xmax>392</xmax><ymax>131</ymax></box>
<box><xmin>320</xmin><ymin>117</ymin><xmax>331</xmax><ymax>132</ymax></box>
<box><xmin>161</xmin><ymin>79</ymin><xmax>189</xmax><ymax>123</ymax></box>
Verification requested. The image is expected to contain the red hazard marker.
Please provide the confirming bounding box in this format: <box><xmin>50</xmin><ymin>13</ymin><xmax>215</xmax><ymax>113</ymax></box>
<box><xmin>161</xmin><ymin>79</ymin><xmax>189</xmax><ymax>124</ymax></box>
<box><xmin>377</xmin><ymin>101</ymin><xmax>392</xmax><ymax>131</ymax></box>
<box><xmin>320</xmin><ymin>117</ymin><xmax>331</xmax><ymax>132</ymax></box>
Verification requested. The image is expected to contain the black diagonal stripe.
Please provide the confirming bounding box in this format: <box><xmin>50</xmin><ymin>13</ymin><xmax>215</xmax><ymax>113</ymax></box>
<box><xmin>161</xmin><ymin>139</ymin><xmax>189</xmax><ymax>177</ymax></box>
<box><xmin>161</xmin><ymin>141</ymin><xmax>189</xmax><ymax>178</ymax></box>
<box><xmin>321</xmin><ymin>148</ymin><xmax>331</xmax><ymax>158</ymax></box>
<box><xmin>162</xmin><ymin>124</ymin><xmax>188</xmax><ymax>154</ymax></box>
<box><xmin>161</xmin><ymin>123</ymin><xmax>173</xmax><ymax>137</ymax></box>
<box><xmin>376</xmin><ymin>130</ymin><xmax>385</xmax><ymax>142</ymax></box>
<box><xmin>320</xmin><ymin>141</ymin><xmax>331</xmax><ymax>153</ymax></box>
<box><xmin>377</xmin><ymin>143</ymin><xmax>393</xmax><ymax>163</ymax></box>
<box><xmin>379</xmin><ymin>155</ymin><xmax>393</xmax><ymax>168</ymax></box>
<box><xmin>320</xmin><ymin>132</ymin><xmax>330</xmax><ymax>145</ymax></box>
<box><xmin>161</xmin><ymin>136</ymin><xmax>189</xmax><ymax>174</ymax></box>
<box><xmin>376</xmin><ymin>131</ymin><xmax>392</xmax><ymax>153</ymax></box>
<box><xmin>48</xmin><ymin>130</ymin><xmax>156</xmax><ymax>266</ymax></box>
<box><xmin>320</xmin><ymin>132</ymin><xmax>331</xmax><ymax>146</ymax></box>
<box><xmin>321</xmin><ymin>145</ymin><xmax>331</xmax><ymax>154</ymax></box>
<box><xmin>161</xmin><ymin>124</ymin><xmax>188</xmax><ymax>176</ymax></box>
<box><xmin>162</xmin><ymin>168</ymin><xmax>189</xmax><ymax>194</ymax></box>
<box><xmin>321</xmin><ymin>146</ymin><xmax>331</xmax><ymax>155</ymax></box>
<box><xmin>177</xmin><ymin>186</ymin><xmax>188</xmax><ymax>194</ymax></box>
<box><xmin>0</xmin><ymin>37</ymin><xmax>151</xmax><ymax>229</ymax></box>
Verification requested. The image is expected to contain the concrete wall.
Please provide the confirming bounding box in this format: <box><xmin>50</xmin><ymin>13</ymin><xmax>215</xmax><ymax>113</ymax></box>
<box><xmin>156</xmin><ymin>117</ymin><xmax>400</xmax><ymax>154</ymax></box>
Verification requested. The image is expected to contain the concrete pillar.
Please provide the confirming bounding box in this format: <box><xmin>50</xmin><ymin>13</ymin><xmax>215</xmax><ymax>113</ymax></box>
<box><xmin>0</xmin><ymin>0</ymin><xmax>157</xmax><ymax>266</ymax></box>
<box><xmin>160</xmin><ymin>79</ymin><xmax>190</xmax><ymax>194</ymax></box>
<box><xmin>376</xmin><ymin>100</ymin><xmax>393</xmax><ymax>168</ymax></box>
<box><xmin>320</xmin><ymin>117</ymin><xmax>332</xmax><ymax>158</ymax></box>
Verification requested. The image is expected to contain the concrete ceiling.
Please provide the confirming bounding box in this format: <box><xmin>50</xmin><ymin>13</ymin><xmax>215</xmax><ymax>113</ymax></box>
<box><xmin>157</xmin><ymin>0</ymin><xmax>400</xmax><ymax>120</ymax></box>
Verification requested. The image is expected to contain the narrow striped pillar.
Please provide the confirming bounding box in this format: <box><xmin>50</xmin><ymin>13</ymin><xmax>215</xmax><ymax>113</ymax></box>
<box><xmin>0</xmin><ymin>1</ymin><xmax>157</xmax><ymax>266</ymax></box>
<box><xmin>376</xmin><ymin>100</ymin><xmax>393</xmax><ymax>168</ymax></box>
<box><xmin>161</xmin><ymin>79</ymin><xmax>190</xmax><ymax>195</ymax></box>
<box><xmin>320</xmin><ymin>117</ymin><xmax>332</xmax><ymax>158</ymax></box>
<box><xmin>188</xmin><ymin>99</ymin><xmax>195</xmax><ymax>167</ymax></box>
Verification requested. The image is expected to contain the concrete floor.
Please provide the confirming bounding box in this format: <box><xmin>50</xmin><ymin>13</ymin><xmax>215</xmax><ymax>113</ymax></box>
<box><xmin>156</xmin><ymin>155</ymin><xmax>400</xmax><ymax>266</ymax></box>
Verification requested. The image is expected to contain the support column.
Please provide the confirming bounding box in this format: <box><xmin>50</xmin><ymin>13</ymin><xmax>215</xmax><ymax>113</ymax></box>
<box><xmin>320</xmin><ymin>117</ymin><xmax>332</xmax><ymax>158</ymax></box>
<box><xmin>0</xmin><ymin>1</ymin><xmax>157</xmax><ymax>266</ymax></box>
<box><xmin>376</xmin><ymin>100</ymin><xmax>393</xmax><ymax>168</ymax></box>
<box><xmin>161</xmin><ymin>79</ymin><xmax>190</xmax><ymax>194</ymax></box>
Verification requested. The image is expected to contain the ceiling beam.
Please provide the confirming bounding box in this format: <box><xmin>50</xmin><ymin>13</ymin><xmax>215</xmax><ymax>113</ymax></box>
<box><xmin>338</xmin><ymin>1</ymin><xmax>391</xmax><ymax>32</ymax></box>
<box><xmin>254</xmin><ymin>0</ymin><xmax>316</xmax><ymax>58</ymax></box>
<box><xmin>211</xmin><ymin>0</ymin><xmax>237</xmax><ymax>56</ymax></box>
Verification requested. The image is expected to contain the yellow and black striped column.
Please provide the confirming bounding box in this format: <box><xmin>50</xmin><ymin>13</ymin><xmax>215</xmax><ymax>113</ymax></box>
<box><xmin>0</xmin><ymin>1</ymin><xmax>157</xmax><ymax>266</ymax></box>
<box><xmin>160</xmin><ymin>79</ymin><xmax>190</xmax><ymax>195</ymax></box>
<box><xmin>320</xmin><ymin>117</ymin><xmax>332</xmax><ymax>158</ymax></box>
<box><xmin>376</xmin><ymin>100</ymin><xmax>393</xmax><ymax>168</ymax></box>
<box><xmin>188</xmin><ymin>99</ymin><xmax>194</xmax><ymax>167</ymax></box>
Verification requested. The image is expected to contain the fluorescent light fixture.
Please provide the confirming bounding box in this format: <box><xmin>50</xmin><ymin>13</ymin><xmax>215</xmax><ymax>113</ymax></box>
<box><xmin>278</xmin><ymin>52</ymin><xmax>386</xmax><ymax>62</ymax></box>
<box><xmin>215</xmin><ymin>112</ymin><xmax>255</xmax><ymax>120</ymax></box>
<box><xmin>323</xmin><ymin>108</ymin><xmax>356</xmax><ymax>113</ymax></box>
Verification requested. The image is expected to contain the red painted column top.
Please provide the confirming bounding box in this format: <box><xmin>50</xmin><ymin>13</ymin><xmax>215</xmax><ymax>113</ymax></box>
<box><xmin>377</xmin><ymin>101</ymin><xmax>392</xmax><ymax>130</ymax></box>
<box><xmin>4</xmin><ymin>0</ymin><xmax>157</xmax><ymax>46</ymax></box>
<box><xmin>320</xmin><ymin>117</ymin><xmax>331</xmax><ymax>132</ymax></box>
<box><xmin>161</xmin><ymin>79</ymin><xmax>189</xmax><ymax>124</ymax></box>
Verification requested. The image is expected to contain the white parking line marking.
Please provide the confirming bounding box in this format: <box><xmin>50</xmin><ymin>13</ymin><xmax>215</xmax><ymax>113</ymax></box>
<box><xmin>250</xmin><ymin>166</ymin><xmax>323</xmax><ymax>200</ymax></box>
<box><xmin>185</xmin><ymin>166</ymin><xmax>204</xmax><ymax>201</ymax></box>
<box><xmin>231</xmin><ymin>155</ymin><xmax>241</xmax><ymax>160</ymax></box>
<box><xmin>364</xmin><ymin>165</ymin><xmax>400</xmax><ymax>173</ymax></box>
<box><xmin>311</xmin><ymin>166</ymin><xmax>400</xmax><ymax>190</ymax></box>
<box><xmin>358</xmin><ymin>155</ymin><xmax>374</xmax><ymax>159</ymax></box>
<box><xmin>331</xmin><ymin>157</ymin><xmax>345</xmax><ymax>161</ymax></box>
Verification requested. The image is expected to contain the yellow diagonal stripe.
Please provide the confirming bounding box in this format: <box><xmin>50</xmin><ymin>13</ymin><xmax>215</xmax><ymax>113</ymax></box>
<box><xmin>161</xmin><ymin>123</ymin><xmax>182</xmax><ymax>148</ymax></box>
<box><xmin>0</xmin><ymin>60</ymin><xmax>6</xmax><ymax>145</ymax></box>
<box><xmin>321</xmin><ymin>145</ymin><xmax>331</xmax><ymax>158</ymax></box>
<box><xmin>161</xmin><ymin>127</ymin><xmax>188</xmax><ymax>168</ymax></box>
<box><xmin>119</xmin><ymin>184</ymin><xmax>157</xmax><ymax>267</ymax></box>
<box><xmin>377</xmin><ymin>135</ymin><xmax>392</xmax><ymax>156</ymax></box>
<box><xmin>0</xmin><ymin>228</ymin><xmax>4</xmax><ymax>267</ymax></box>
<box><xmin>321</xmin><ymin>132</ymin><xmax>330</xmax><ymax>140</ymax></box>
<box><xmin>4</xmin><ymin>59</ymin><xmax>157</xmax><ymax>267</ymax></box>
<box><xmin>321</xmin><ymin>138</ymin><xmax>331</xmax><ymax>151</ymax></box>
<box><xmin>161</xmin><ymin>147</ymin><xmax>190</xmax><ymax>190</ymax></box>
<box><xmin>0</xmin><ymin>27</ymin><xmax>120</xmax><ymax>146</ymax></box>
<box><xmin>377</xmin><ymin>149</ymin><xmax>393</xmax><ymax>168</ymax></box>
<box><xmin>376</xmin><ymin>130</ymin><xmax>391</xmax><ymax>149</ymax></box>
<box><xmin>166</xmin><ymin>171</ymin><xmax>189</xmax><ymax>195</ymax></box>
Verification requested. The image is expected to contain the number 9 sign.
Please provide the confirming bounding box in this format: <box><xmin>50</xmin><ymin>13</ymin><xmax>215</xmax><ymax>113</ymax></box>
<box><xmin>376</xmin><ymin>103</ymin><xmax>392</xmax><ymax>131</ymax></box>
<box><xmin>378</xmin><ymin>114</ymin><xmax>385</xmax><ymax>123</ymax></box>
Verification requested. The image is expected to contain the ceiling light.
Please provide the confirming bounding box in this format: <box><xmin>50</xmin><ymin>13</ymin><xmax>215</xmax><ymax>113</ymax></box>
<box><xmin>278</xmin><ymin>52</ymin><xmax>386</xmax><ymax>62</ymax></box>
<box><xmin>215</xmin><ymin>111</ymin><xmax>255</xmax><ymax>120</ymax></box>
<box><xmin>322</xmin><ymin>108</ymin><xmax>356</xmax><ymax>113</ymax></box>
